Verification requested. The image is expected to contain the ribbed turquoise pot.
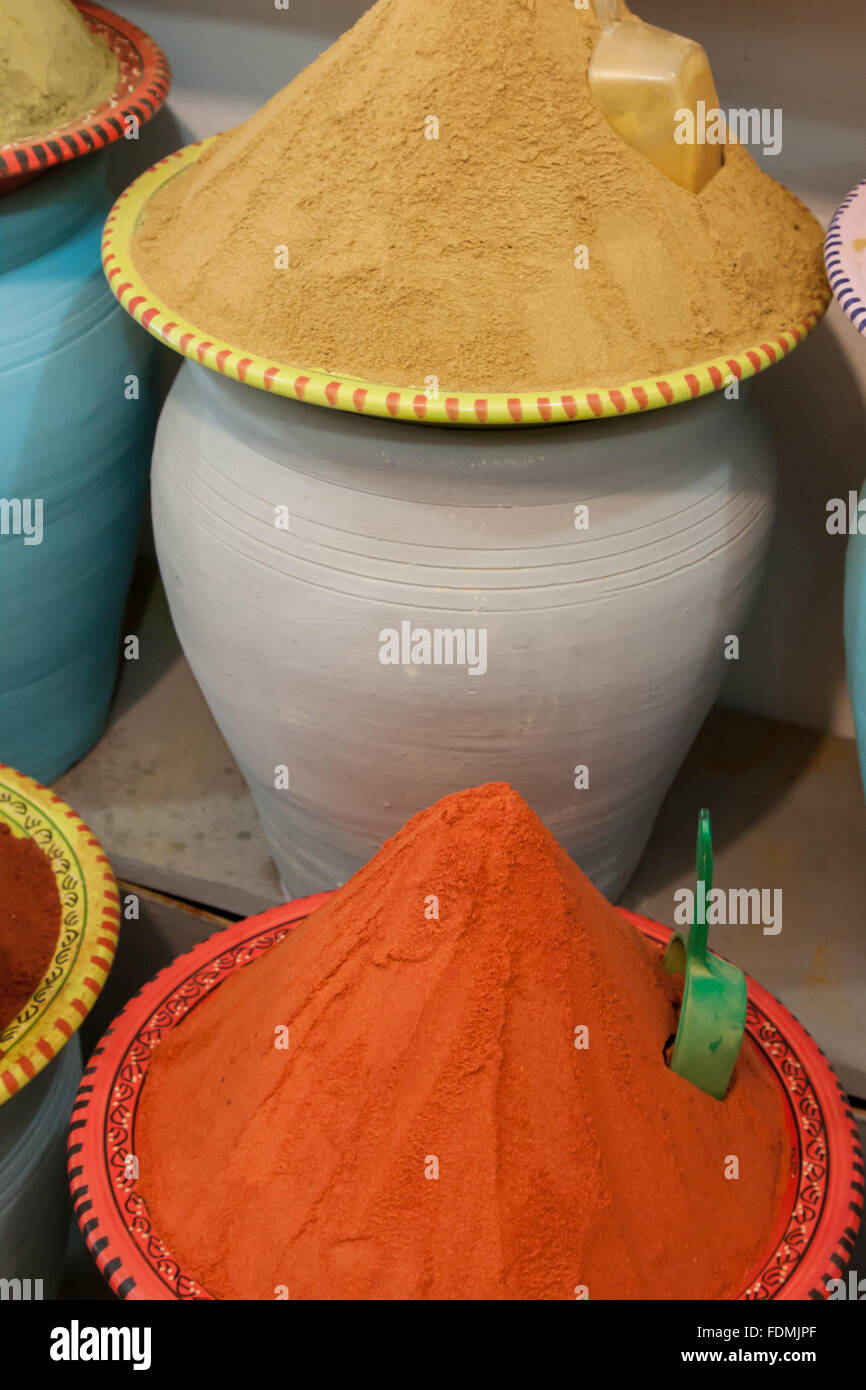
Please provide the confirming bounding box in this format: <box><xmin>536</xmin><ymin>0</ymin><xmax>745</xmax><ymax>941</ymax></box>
<box><xmin>845</xmin><ymin>483</ymin><xmax>866</xmax><ymax>796</ymax></box>
<box><xmin>0</xmin><ymin>153</ymin><xmax>158</xmax><ymax>782</ymax></box>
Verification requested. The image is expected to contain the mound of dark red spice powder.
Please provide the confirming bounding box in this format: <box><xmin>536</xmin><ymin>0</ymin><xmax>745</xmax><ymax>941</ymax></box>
<box><xmin>0</xmin><ymin>823</ymin><xmax>61</xmax><ymax>1038</ymax></box>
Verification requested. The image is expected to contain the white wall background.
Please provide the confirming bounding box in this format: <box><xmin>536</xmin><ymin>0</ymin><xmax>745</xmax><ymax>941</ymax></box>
<box><xmin>112</xmin><ymin>0</ymin><xmax>866</xmax><ymax>737</ymax></box>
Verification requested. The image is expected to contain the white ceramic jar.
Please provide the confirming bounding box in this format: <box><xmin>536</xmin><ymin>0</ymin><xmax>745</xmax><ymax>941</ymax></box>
<box><xmin>152</xmin><ymin>364</ymin><xmax>777</xmax><ymax>900</ymax></box>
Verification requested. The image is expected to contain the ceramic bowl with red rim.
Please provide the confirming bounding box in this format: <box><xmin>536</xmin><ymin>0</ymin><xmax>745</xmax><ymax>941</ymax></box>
<box><xmin>0</xmin><ymin>764</ymin><xmax>119</xmax><ymax>1102</ymax></box>
<box><xmin>68</xmin><ymin>898</ymin><xmax>862</xmax><ymax>1300</ymax></box>
<box><xmin>0</xmin><ymin>2</ymin><xmax>171</xmax><ymax>192</ymax></box>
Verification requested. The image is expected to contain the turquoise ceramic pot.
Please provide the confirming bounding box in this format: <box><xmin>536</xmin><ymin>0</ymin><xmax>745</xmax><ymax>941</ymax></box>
<box><xmin>0</xmin><ymin>153</ymin><xmax>158</xmax><ymax>782</ymax></box>
<box><xmin>845</xmin><ymin>484</ymin><xmax>866</xmax><ymax>795</ymax></box>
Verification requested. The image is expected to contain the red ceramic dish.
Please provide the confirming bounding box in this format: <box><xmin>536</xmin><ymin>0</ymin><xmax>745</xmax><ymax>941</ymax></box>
<box><xmin>68</xmin><ymin>899</ymin><xmax>863</xmax><ymax>1301</ymax></box>
<box><xmin>0</xmin><ymin>2</ymin><xmax>170</xmax><ymax>190</ymax></box>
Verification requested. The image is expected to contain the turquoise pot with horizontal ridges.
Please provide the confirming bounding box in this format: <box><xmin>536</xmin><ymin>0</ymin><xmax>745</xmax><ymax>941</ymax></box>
<box><xmin>0</xmin><ymin>153</ymin><xmax>158</xmax><ymax>782</ymax></box>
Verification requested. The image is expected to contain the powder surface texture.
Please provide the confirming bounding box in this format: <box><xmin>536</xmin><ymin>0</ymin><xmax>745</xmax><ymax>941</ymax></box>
<box><xmin>136</xmin><ymin>784</ymin><xmax>792</xmax><ymax>1301</ymax></box>
<box><xmin>0</xmin><ymin>0</ymin><xmax>118</xmax><ymax>145</ymax></box>
<box><xmin>132</xmin><ymin>0</ymin><xmax>826</xmax><ymax>393</ymax></box>
<box><xmin>0</xmin><ymin>823</ymin><xmax>62</xmax><ymax>1036</ymax></box>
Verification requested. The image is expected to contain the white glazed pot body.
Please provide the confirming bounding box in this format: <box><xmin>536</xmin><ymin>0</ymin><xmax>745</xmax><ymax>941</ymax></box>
<box><xmin>152</xmin><ymin>364</ymin><xmax>778</xmax><ymax>900</ymax></box>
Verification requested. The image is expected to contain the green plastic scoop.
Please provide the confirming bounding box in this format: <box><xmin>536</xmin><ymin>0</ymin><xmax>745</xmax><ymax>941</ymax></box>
<box><xmin>663</xmin><ymin>809</ymin><xmax>747</xmax><ymax>1100</ymax></box>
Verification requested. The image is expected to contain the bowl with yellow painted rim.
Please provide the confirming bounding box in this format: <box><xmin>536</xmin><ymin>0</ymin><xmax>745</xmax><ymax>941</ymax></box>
<box><xmin>103</xmin><ymin>138</ymin><xmax>830</xmax><ymax>429</ymax></box>
<box><xmin>0</xmin><ymin>764</ymin><xmax>119</xmax><ymax>1104</ymax></box>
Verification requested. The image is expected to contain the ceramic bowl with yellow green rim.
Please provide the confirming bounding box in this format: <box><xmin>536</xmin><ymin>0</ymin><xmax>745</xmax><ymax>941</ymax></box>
<box><xmin>103</xmin><ymin>138</ymin><xmax>831</xmax><ymax>429</ymax></box>
<box><xmin>0</xmin><ymin>764</ymin><xmax>119</xmax><ymax>1103</ymax></box>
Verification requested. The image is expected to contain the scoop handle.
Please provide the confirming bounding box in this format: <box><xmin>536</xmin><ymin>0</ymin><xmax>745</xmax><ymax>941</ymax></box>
<box><xmin>593</xmin><ymin>0</ymin><xmax>619</xmax><ymax>30</ymax></box>
<box><xmin>690</xmin><ymin>808</ymin><xmax>713</xmax><ymax>966</ymax></box>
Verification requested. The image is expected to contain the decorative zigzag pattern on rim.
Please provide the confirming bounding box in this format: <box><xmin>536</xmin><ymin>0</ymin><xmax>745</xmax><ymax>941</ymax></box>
<box><xmin>804</xmin><ymin>1037</ymin><xmax>865</xmax><ymax>1300</ymax></box>
<box><xmin>102</xmin><ymin>138</ymin><xmax>830</xmax><ymax>428</ymax></box>
<box><xmin>68</xmin><ymin>903</ymin><xmax>860</xmax><ymax>1300</ymax></box>
<box><xmin>0</xmin><ymin>3</ymin><xmax>171</xmax><ymax>183</ymax></box>
<box><xmin>0</xmin><ymin>764</ymin><xmax>119</xmax><ymax>1104</ymax></box>
<box><xmin>825</xmin><ymin>177</ymin><xmax>866</xmax><ymax>337</ymax></box>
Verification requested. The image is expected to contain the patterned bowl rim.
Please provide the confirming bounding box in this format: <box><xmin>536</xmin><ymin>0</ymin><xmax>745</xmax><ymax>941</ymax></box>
<box><xmin>68</xmin><ymin>896</ymin><xmax>862</xmax><ymax>1300</ymax></box>
<box><xmin>0</xmin><ymin>764</ymin><xmax>119</xmax><ymax>1105</ymax></box>
<box><xmin>825</xmin><ymin>176</ymin><xmax>866</xmax><ymax>338</ymax></box>
<box><xmin>102</xmin><ymin>136</ymin><xmax>830</xmax><ymax>428</ymax></box>
<box><xmin>0</xmin><ymin>3</ymin><xmax>171</xmax><ymax>185</ymax></box>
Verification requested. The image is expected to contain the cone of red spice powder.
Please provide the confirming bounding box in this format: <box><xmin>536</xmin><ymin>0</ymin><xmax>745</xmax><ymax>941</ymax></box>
<box><xmin>136</xmin><ymin>784</ymin><xmax>791</xmax><ymax>1300</ymax></box>
<box><xmin>0</xmin><ymin>823</ymin><xmax>62</xmax><ymax>1036</ymax></box>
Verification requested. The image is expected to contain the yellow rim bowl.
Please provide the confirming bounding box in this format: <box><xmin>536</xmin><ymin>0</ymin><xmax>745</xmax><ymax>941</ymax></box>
<box><xmin>0</xmin><ymin>765</ymin><xmax>119</xmax><ymax>1104</ymax></box>
<box><xmin>104</xmin><ymin>138</ymin><xmax>830</xmax><ymax>428</ymax></box>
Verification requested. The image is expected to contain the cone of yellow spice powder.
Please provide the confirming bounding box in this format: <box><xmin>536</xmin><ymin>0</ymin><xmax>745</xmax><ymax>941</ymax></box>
<box><xmin>131</xmin><ymin>0</ymin><xmax>827</xmax><ymax>394</ymax></box>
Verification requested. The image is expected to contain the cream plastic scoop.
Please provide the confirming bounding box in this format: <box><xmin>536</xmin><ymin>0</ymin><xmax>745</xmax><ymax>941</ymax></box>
<box><xmin>588</xmin><ymin>1</ymin><xmax>722</xmax><ymax>194</ymax></box>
